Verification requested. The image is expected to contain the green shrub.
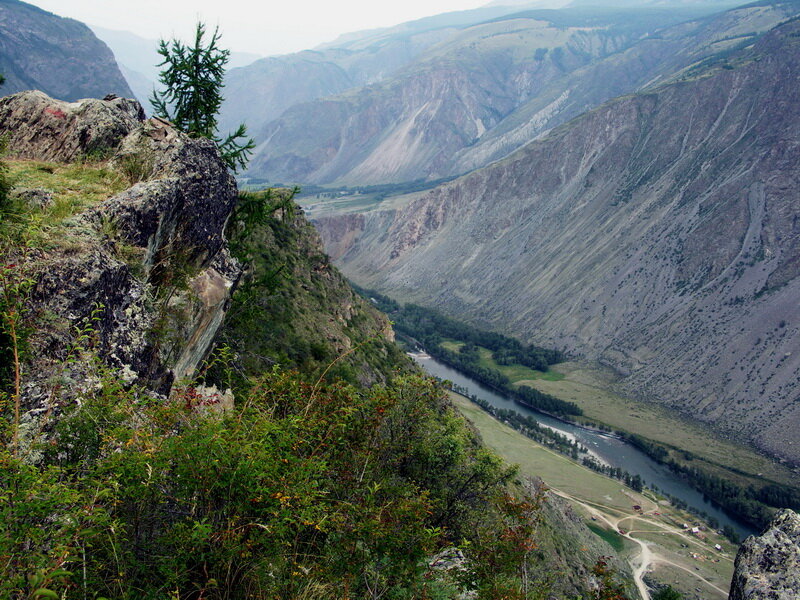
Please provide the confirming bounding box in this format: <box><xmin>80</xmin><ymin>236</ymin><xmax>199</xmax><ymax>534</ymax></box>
<box><xmin>0</xmin><ymin>135</ymin><xmax>10</xmax><ymax>215</ymax></box>
<box><xmin>1</xmin><ymin>361</ymin><xmax>529</xmax><ymax>599</ymax></box>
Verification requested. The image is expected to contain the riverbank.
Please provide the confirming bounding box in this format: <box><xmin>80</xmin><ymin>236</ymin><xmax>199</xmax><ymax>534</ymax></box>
<box><xmin>452</xmin><ymin>393</ymin><xmax>736</xmax><ymax>600</ymax></box>
<box><xmin>528</xmin><ymin>361</ymin><xmax>800</xmax><ymax>491</ymax></box>
<box><xmin>370</xmin><ymin>288</ymin><xmax>798</xmax><ymax>532</ymax></box>
<box><xmin>415</xmin><ymin>352</ymin><xmax>756</xmax><ymax>540</ymax></box>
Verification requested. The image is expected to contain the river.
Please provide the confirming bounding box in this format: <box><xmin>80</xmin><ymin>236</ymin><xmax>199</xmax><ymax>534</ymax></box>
<box><xmin>411</xmin><ymin>352</ymin><xmax>757</xmax><ymax>540</ymax></box>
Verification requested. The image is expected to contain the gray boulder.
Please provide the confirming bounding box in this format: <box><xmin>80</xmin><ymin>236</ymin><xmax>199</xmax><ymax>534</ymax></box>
<box><xmin>729</xmin><ymin>509</ymin><xmax>800</xmax><ymax>600</ymax></box>
<box><xmin>0</xmin><ymin>90</ymin><xmax>144</xmax><ymax>162</ymax></box>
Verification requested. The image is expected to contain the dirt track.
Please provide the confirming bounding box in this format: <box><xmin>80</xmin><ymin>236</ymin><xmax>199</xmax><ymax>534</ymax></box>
<box><xmin>551</xmin><ymin>490</ymin><xmax>730</xmax><ymax>600</ymax></box>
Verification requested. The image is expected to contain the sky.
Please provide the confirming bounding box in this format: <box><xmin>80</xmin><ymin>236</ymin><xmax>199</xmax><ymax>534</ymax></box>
<box><xmin>26</xmin><ymin>0</ymin><xmax>502</xmax><ymax>56</ymax></box>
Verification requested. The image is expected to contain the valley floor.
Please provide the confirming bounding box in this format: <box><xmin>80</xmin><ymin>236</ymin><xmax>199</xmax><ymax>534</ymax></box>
<box><xmin>525</xmin><ymin>361</ymin><xmax>800</xmax><ymax>491</ymax></box>
<box><xmin>451</xmin><ymin>393</ymin><xmax>738</xmax><ymax>600</ymax></box>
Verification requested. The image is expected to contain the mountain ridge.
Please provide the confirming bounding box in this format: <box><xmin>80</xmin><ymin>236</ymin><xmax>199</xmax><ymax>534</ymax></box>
<box><xmin>0</xmin><ymin>0</ymin><xmax>132</xmax><ymax>101</ymax></box>
<box><xmin>314</xmin><ymin>14</ymin><xmax>800</xmax><ymax>467</ymax></box>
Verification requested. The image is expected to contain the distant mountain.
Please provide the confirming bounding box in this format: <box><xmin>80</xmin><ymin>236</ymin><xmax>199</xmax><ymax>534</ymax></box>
<box><xmin>240</xmin><ymin>3</ymin><xmax>750</xmax><ymax>186</ymax></box>
<box><xmin>218</xmin><ymin>4</ymin><xmax>550</xmax><ymax>143</ymax></box>
<box><xmin>90</xmin><ymin>26</ymin><xmax>262</xmax><ymax>114</ymax></box>
<box><xmin>0</xmin><ymin>0</ymin><xmax>132</xmax><ymax>101</ymax></box>
<box><xmin>314</xmin><ymin>11</ymin><xmax>800</xmax><ymax>466</ymax></box>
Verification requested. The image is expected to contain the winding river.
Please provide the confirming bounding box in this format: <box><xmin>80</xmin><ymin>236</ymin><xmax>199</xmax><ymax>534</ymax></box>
<box><xmin>412</xmin><ymin>353</ymin><xmax>757</xmax><ymax>540</ymax></box>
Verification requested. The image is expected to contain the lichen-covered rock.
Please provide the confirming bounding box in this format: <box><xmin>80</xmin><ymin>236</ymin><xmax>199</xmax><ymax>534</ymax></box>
<box><xmin>9</xmin><ymin>187</ymin><xmax>53</xmax><ymax>208</ymax></box>
<box><xmin>1</xmin><ymin>90</ymin><xmax>240</xmax><ymax>414</ymax></box>
<box><xmin>729</xmin><ymin>509</ymin><xmax>800</xmax><ymax>600</ymax></box>
<box><xmin>0</xmin><ymin>90</ymin><xmax>144</xmax><ymax>162</ymax></box>
<box><xmin>102</xmin><ymin>116</ymin><xmax>238</xmax><ymax>275</ymax></box>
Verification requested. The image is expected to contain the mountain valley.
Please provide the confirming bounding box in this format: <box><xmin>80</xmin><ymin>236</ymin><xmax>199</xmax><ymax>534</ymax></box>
<box><xmin>313</xmin><ymin>9</ymin><xmax>800</xmax><ymax>470</ymax></box>
<box><xmin>2</xmin><ymin>0</ymin><xmax>800</xmax><ymax>598</ymax></box>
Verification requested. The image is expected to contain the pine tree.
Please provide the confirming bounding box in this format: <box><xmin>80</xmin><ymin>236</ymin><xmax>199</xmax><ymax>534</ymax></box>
<box><xmin>151</xmin><ymin>23</ymin><xmax>254</xmax><ymax>172</ymax></box>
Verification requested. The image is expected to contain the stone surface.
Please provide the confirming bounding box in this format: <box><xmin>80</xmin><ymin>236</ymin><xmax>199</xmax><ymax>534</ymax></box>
<box><xmin>730</xmin><ymin>509</ymin><xmax>800</xmax><ymax>600</ymax></box>
<box><xmin>0</xmin><ymin>90</ymin><xmax>144</xmax><ymax>162</ymax></box>
<box><xmin>10</xmin><ymin>187</ymin><xmax>53</xmax><ymax>208</ymax></box>
<box><xmin>0</xmin><ymin>0</ymin><xmax>133</xmax><ymax>101</ymax></box>
<box><xmin>0</xmin><ymin>90</ymin><xmax>240</xmax><ymax>409</ymax></box>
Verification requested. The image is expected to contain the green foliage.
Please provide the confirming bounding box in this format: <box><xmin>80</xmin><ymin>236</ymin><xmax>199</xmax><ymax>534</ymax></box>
<box><xmin>652</xmin><ymin>586</ymin><xmax>683</xmax><ymax>600</ymax></box>
<box><xmin>214</xmin><ymin>191</ymin><xmax>408</xmax><ymax>390</ymax></box>
<box><xmin>358</xmin><ymin>288</ymin><xmax>580</xmax><ymax>417</ymax></box>
<box><xmin>0</xmin><ymin>135</ymin><xmax>9</xmax><ymax>215</ymax></box>
<box><xmin>0</xmin><ymin>356</ymin><xmax>533</xmax><ymax>599</ymax></box>
<box><xmin>625</xmin><ymin>430</ymin><xmax>798</xmax><ymax>530</ymax></box>
<box><xmin>590</xmin><ymin>557</ymin><xmax>631</xmax><ymax>600</ymax></box>
<box><xmin>117</xmin><ymin>146</ymin><xmax>155</xmax><ymax>184</ymax></box>
<box><xmin>586</xmin><ymin>524</ymin><xmax>626</xmax><ymax>552</ymax></box>
<box><xmin>151</xmin><ymin>23</ymin><xmax>254</xmax><ymax>172</ymax></box>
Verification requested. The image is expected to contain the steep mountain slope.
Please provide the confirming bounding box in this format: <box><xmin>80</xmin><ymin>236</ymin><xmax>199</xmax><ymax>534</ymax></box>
<box><xmin>247</xmin><ymin>7</ymin><xmax>707</xmax><ymax>186</ymax></box>
<box><xmin>315</xmin><ymin>17</ymin><xmax>800</xmax><ymax>466</ymax></box>
<box><xmin>214</xmin><ymin>197</ymin><xmax>410</xmax><ymax>388</ymax></box>
<box><xmin>0</xmin><ymin>0</ymin><xmax>132</xmax><ymax>101</ymax></box>
<box><xmin>450</xmin><ymin>0</ymin><xmax>800</xmax><ymax>174</ymax></box>
<box><xmin>243</xmin><ymin>3</ymin><xmax>785</xmax><ymax>187</ymax></box>
<box><xmin>217</xmin><ymin>3</ymin><xmax>553</xmax><ymax>138</ymax></box>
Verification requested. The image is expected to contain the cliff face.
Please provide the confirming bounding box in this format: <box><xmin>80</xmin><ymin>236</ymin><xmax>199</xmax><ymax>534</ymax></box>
<box><xmin>0</xmin><ymin>0</ymin><xmax>132</xmax><ymax>101</ymax></box>
<box><xmin>0</xmin><ymin>90</ymin><xmax>240</xmax><ymax>426</ymax></box>
<box><xmin>730</xmin><ymin>509</ymin><xmax>800</xmax><ymax>600</ymax></box>
<box><xmin>215</xmin><ymin>197</ymin><xmax>407</xmax><ymax>388</ymax></box>
<box><xmin>315</xmin><ymin>18</ymin><xmax>800</xmax><ymax>465</ymax></box>
<box><xmin>0</xmin><ymin>89</ymin><xmax>402</xmax><ymax>421</ymax></box>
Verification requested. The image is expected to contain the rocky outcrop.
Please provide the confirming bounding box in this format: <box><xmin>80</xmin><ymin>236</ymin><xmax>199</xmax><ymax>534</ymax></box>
<box><xmin>730</xmin><ymin>509</ymin><xmax>800</xmax><ymax>600</ymax></box>
<box><xmin>0</xmin><ymin>91</ymin><xmax>240</xmax><ymax>407</ymax></box>
<box><xmin>0</xmin><ymin>90</ymin><xmax>144</xmax><ymax>162</ymax></box>
<box><xmin>0</xmin><ymin>0</ymin><xmax>133</xmax><ymax>101</ymax></box>
<box><xmin>316</xmin><ymin>18</ymin><xmax>800</xmax><ymax>465</ymax></box>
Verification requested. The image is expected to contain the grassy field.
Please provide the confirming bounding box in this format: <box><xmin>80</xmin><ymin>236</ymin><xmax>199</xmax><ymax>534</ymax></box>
<box><xmin>451</xmin><ymin>392</ymin><xmax>736</xmax><ymax>600</ymax></box>
<box><xmin>453</xmin><ymin>393</ymin><xmax>651</xmax><ymax>511</ymax></box>
<box><xmin>3</xmin><ymin>159</ymin><xmax>129</xmax><ymax>251</ymax></box>
<box><xmin>587</xmin><ymin>523</ymin><xmax>626</xmax><ymax>552</ymax></box>
<box><xmin>523</xmin><ymin>361</ymin><xmax>800</xmax><ymax>489</ymax></box>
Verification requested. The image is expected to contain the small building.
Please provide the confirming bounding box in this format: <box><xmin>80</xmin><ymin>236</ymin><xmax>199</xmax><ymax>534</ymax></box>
<box><xmin>715</xmin><ymin>544</ymin><xmax>722</xmax><ymax>551</ymax></box>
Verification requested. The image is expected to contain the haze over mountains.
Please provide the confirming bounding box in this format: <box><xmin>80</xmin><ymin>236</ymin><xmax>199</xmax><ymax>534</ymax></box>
<box><xmin>90</xmin><ymin>26</ymin><xmax>262</xmax><ymax>115</ymax></box>
<box><xmin>217</xmin><ymin>0</ymin><xmax>760</xmax><ymax>186</ymax></box>
<box><xmin>314</xmin><ymin>2</ymin><xmax>800</xmax><ymax>466</ymax></box>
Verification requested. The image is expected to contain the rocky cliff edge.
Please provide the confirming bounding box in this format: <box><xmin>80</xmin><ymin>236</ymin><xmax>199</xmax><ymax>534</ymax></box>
<box><xmin>730</xmin><ymin>509</ymin><xmax>800</xmax><ymax>600</ymax></box>
<box><xmin>0</xmin><ymin>90</ymin><xmax>241</xmax><ymax>430</ymax></box>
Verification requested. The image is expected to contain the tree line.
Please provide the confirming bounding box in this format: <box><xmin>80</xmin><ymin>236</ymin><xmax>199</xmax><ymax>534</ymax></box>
<box><xmin>623</xmin><ymin>432</ymin><xmax>800</xmax><ymax>530</ymax></box>
<box><xmin>355</xmin><ymin>287</ymin><xmax>580</xmax><ymax>416</ymax></box>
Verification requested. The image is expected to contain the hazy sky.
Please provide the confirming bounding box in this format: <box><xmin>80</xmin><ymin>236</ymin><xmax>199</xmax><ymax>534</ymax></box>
<box><xmin>27</xmin><ymin>0</ymin><xmax>499</xmax><ymax>56</ymax></box>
